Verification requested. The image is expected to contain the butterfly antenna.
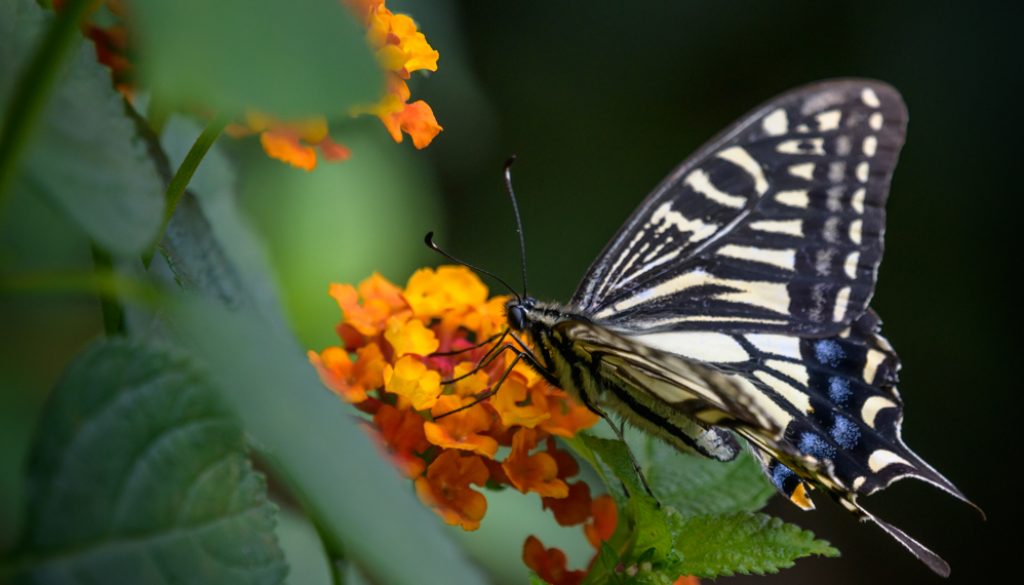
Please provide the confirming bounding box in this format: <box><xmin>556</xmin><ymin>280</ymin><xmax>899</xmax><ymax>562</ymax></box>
<box><xmin>503</xmin><ymin>156</ymin><xmax>529</xmax><ymax>298</ymax></box>
<box><xmin>424</xmin><ymin>232</ymin><xmax>522</xmax><ymax>301</ymax></box>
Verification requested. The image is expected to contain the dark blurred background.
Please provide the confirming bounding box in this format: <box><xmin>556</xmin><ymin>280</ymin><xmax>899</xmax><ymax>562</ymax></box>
<box><xmin>1</xmin><ymin>1</ymin><xmax>1016</xmax><ymax>583</ymax></box>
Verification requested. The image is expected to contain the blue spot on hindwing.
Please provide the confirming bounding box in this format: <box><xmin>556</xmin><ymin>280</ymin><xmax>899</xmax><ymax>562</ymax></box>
<box><xmin>828</xmin><ymin>376</ymin><xmax>852</xmax><ymax>406</ymax></box>
<box><xmin>771</xmin><ymin>462</ymin><xmax>796</xmax><ymax>491</ymax></box>
<box><xmin>799</xmin><ymin>431</ymin><xmax>837</xmax><ymax>460</ymax></box>
<box><xmin>830</xmin><ymin>414</ymin><xmax>861</xmax><ymax>449</ymax></box>
<box><xmin>814</xmin><ymin>339</ymin><xmax>845</xmax><ymax>367</ymax></box>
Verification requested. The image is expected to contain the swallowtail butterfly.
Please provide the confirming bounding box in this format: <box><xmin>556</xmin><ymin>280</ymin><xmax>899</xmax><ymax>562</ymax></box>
<box><xmin>431</xmin><ymin>79</ymin><xmax>978</xmax><ymax>576</ymax></box>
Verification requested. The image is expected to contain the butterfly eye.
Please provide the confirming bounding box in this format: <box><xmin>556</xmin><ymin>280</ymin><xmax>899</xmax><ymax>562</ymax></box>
<box><xmin>507</xmin><ymin>305</ymin><xmax>527</xmax><ymax>330</ymax></box>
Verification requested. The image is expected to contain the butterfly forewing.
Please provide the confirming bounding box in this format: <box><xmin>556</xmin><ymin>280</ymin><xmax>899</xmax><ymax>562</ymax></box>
<box><xmin>572</xmin><ymin>80</ymin><xmax>906</xmax><ymax>337</ymax></box>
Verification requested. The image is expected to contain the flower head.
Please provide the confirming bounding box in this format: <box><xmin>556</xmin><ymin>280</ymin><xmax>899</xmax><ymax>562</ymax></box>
<box><xmin>309</xmin><ymin>266</ymin><xmax>606</xmax><ymax>577</ymax></box>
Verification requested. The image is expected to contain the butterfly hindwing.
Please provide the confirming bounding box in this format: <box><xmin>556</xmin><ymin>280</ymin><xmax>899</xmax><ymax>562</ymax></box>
<box><xmin>572</xmin><ymin>79</ymin><xmax>906</xmax><ymax>337</ymax></box>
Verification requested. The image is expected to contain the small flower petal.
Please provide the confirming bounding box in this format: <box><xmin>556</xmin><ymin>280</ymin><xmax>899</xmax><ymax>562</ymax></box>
<box><xmin>384</xmin><ymin>355</ymin><xmax>441</xmax><ymax>411</ymax></box>
<box><xmin>260</xmin><ymin>130</ymin><xmax>317</xmax><ymax>171</ymax></box>
<box><xmin>385</xmin><ymin>316</ymin><xmax>439</xmax><ymax>357</ymax></box>
<box><xmin>415</xmin><ymin>450</ymin><xmax>489</xmax><ymax>530</ymax></box>
<box><xmin>584</xmin><ymin>494</ymin><xmax>618</xmax><ymax>548</ymax></box>
<box><xmin>502</xmin><ymin>428</ymin><xmax>568</xmax><ymax>498</ymax></box>
<box><xmin>522</xmin><ymin>536</ymin><xmax>585</xmax><ymax>585</ymax></box>
<box><xmin>374</xmin><ymin>403</ymin><xmax>429</xmax><ymax>478</ymax></box>
<box><xmin>424</xmin><ymin>395</ymin><xmax>499</xmax><ymax>458</ymax></box>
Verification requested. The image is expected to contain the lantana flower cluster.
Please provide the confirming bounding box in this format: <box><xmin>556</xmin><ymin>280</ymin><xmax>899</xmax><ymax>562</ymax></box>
<box><xmin>71</xmin><ymin>0</ymin><xmax>441</xmax><ymax>171</ymax></box>
<box><xmin>230</xmin><ymin>0</ymin><xmax>442</xmax><ymax>170</ymax></box>
<box><xmin>308</xmin><ymin>266</ymin><xmax>615</xmax><ymax>583</ymax></box>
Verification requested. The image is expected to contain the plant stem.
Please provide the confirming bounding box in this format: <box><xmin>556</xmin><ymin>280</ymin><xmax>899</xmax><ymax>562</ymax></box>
<box><xmin>0</xmin><ymin>0</ymin><xmax>97</xmax><ymax>209</ymax></box>
<box><xmin>142</xmin><ymin>113</ymin><xmax>231</xmax><ymax>268</ymax></box>
<box><xmin>90</xmin><ymin>244</ymin><xmax>125</xmax><ymax>334</ymax></box>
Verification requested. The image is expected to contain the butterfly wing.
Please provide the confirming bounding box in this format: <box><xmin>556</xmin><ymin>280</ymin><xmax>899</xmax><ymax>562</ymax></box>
<box><xmin>572</xmin><ymin>79</ymin><xmax>905</xmax><ymax>336</ymax></box>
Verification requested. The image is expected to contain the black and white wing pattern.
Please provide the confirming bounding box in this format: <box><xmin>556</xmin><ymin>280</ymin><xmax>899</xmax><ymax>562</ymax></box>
<box><xmin>562</xmin><ymin>80</ymin><xmax>977</xmax><ymax>575</ymax></box>
<box><xmin>572</xmin><ymin>79</ymin><xmax>904</xmax><ymax>336</ymax></box>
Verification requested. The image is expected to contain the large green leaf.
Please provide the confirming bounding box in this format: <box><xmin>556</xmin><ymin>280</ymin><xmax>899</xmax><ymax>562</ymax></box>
<box><xmin>1</xmin><ymin>0</ymin><xmax>164</xmax><ymax>257</ymax></box>
<box><xmin>168</xmin><ymin>296</ymin><xmax>487</xmax><ymax>585</ymax></box>
<box><xmin>133</xmin><ymin>0</ymin><xmax>383</xmax><ymax>118</ymax></box>
<box><xmin>672</xmin><ymin>512</ymin><xmax>839</xmax><ymax>577</ymax></box>
<box><xmin>7</xmin><ymin>339</ymin><xmax>286</xmax><ymax>585</ymax></box>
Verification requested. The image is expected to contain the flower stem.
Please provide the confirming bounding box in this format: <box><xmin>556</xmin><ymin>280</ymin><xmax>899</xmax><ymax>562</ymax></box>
<box><xmin>142</xmin><ymin>113</ymin><xmax>231</xmax><ymax>268</ymax></box>
<box><xmin>0</xmin><ymin>0</ymin><xmax>97</xmax><ymax>209</ymax></box>
<box><xmin>91</xmin><ymin>244</ymin><xmax>125</xmax><ymax>334</ymax></box>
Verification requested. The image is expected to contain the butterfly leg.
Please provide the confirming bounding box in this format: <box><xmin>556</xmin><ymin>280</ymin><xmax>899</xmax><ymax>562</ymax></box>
<box><xmin>430</xmin><ymin>330</ymin><xmax>507</xmax><ymax>357</ymax></box>
<box><xmin>434</xmin><ymin>346</ymin><xmax>549</xmax><ymax>419</ymax></box>
<box><xmin>438</xmin><ymin>330</ymin><xmax>512</xmax><ymax>384</ymax></box>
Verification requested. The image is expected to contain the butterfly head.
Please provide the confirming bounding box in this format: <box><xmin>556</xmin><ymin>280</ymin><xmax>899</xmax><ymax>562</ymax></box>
<box><xmin>505</xmin><ymin>297</ymin><xmax>533</xmax><ymax>331</ymax></box>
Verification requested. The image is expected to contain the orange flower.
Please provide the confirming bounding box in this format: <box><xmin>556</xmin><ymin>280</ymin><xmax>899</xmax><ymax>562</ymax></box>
<box><xmin>523</xmin><ymin>536</ymin><xmax>585</xmax><ymax>585</ymax></box>
<box><xmin>423</xmin><ymin>396</ymin><xmax>499</xmax><ymax>458</ymax></box>
<box><xmin>379</xmin><ymin>99</ymin><xmax>442</xmax><ymax>149</ymax></box>
<box><xmin>227</xmin><ymin>112</ymin><xmax>350</xmax><ymax>171</ymax></box>
<box><xmin>374</xmin><ymin>404</ymin><xmax>430</xmax><ymax>477</ymax></box>
<box><xmin>673</xmin><ymin>577</ymin><xmax>701</xmax><ymax>585</ymax></box>
<box><xmin>503</xmin><ymin>428</ymin><xmax>568</xmax><ymax>498</ymax></box>
<box><xmin>543</xmin><ymin>481</ymin><xmax>593</xmax><ymax>527</ymax></box>
<box><xmin>583</xmin><ymin>495</ymin><xmax>618</xmax><ymax>548</ymax></box>
<box><xmin>307</xmin><ymin>342</ymin><xmax>386</xmax><ymax>403</ymax></box>
<box><xmin>491</xmin><ymin>373</ymin><xmax>551</xmax><ymax>429</ymax></box>
<box><xmin>415</xmin><ymin>450</ymin><xmax>488</xmax><ymax>530</ymax></box>
<box><xmin>383</xmin><ymin>356</ymin><xmax>441</xmax><ymax>411</ymax></box>
<box><xmin>540</xmin><ymin>390</ymin><xmax>601</xmax><ymax>438</ymax></box>
<box><xmin>330</xmin><ymin>273</ymin><xmax>409</xmax><ymax>342</ymax></box>
<box><xmin>403</xmin><ymin>265</ymin><xmax>489</xmax><ymax>319</ymax></box>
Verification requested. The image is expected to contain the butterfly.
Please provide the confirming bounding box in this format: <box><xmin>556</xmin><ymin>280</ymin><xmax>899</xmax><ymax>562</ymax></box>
<box><xmin>429</xmin><ymin>79</ymin><xmax>978</xmax><ymax>576</ymax></box>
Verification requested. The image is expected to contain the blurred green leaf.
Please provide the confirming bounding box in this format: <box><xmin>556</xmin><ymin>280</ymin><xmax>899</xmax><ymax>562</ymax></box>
<box><xmin>646</xmin><ymin>443</ymin><xmax>775</xmax><ymax>516</ymax></box>
<box><xmin>133</xmin><ymin>0</ymin><xmax>383</xmax><ymax>118</ymax></box>
<box><xmin>151</xmin><ymin>116</ymin><xmax>286</xmax><ymax>329</ymax></box>
<box><xmin>1</xmin><ymin>0</ymin><xmax>164</xmax><ymax>256</ymax></box>
<box><xmin>167</xmin><ymin>296</ymin><xmax>487</xmax><ymax>585</ymax></box>
<box><xmin>673</xmin><ymin>512</ymin><xmax>839</xmax><ymax>577</ymax></box>
<box><xmin>6</xmin><ymin>338</ymin><xmax>286</xmax><ymax>584</ymax></box>
<box><xmin>275</xmin><ymin>509</ymin><xmax>332</xmax><ymax>585</ymax></box>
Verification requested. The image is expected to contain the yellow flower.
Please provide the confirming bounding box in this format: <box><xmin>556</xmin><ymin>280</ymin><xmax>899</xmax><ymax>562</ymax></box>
<box><xmin>383</xmin><ymin>356</ymin><xmax>441</xmax><ymax>411</ymax></box>
<box><xmin>385</xmin><ymin>316</ymin><xmax>439</xmax><ymax>357</ymax></box>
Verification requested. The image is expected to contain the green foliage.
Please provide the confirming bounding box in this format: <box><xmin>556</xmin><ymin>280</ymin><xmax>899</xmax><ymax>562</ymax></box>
<box><xmin>574</xmin><ymin>431</ymin><xmax>837</xmax><ymax>583</ymax></box>
<box><xmin>646</xmin><ymin>440</ymin><xmax>777</xmax><ymax>516</ymax></box>
<box><xmin>166</xmin><ymin>298</ymin><xmax>487</xmax><ymax>585</ymax></box>
<box><xmin>1</xmin><ymin>0</ymin><xmax>164</xmax><ymax>256</ymax></box>
<box><xmin>7</xmin><ymin>339</ymin><xmax>286</xmax><ymax>585</ymax></box>
<box><xmin>673</xmin><ymin>512</ymin><xmax>839</xmax><ymax>577</ymax></box>
<box><xmin>133</xmin><ymin>0</ymin><xmax>382</xmax><ymax>118</ymax></box>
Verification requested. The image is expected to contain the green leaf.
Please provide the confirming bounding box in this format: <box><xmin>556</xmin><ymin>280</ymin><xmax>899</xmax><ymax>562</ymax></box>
<box><xmin>672</xmin><ymin>512</ymin><xmax>839</xmax><ymax>577</ymax></box>
<box><xmin>2</xmin><ymin>0</ymin><xmax>164</xmax><ymax>256</ymax></box>
<box><xmin>7</xmin><ymin>338</ymin><xmax>286</xmax><ymax>584</ymax></box>
<box><xmin>167</xmin><ymin>296</ymin><xmax>487</xmax><ymax>585</ymax></box>
<box><xmin>576</xmin><ymin>433</ymin><xmax>643</xmax><ymax>502</ymax></box>
<box><xmin>133</xmin><ymin>0</ymin><xmax>383</xmax><ymax>118</ymax></box>
<box><xmin>646</xmin><ymin>441</ymin><xmax>776</xmax><ymax>516</ymax></box>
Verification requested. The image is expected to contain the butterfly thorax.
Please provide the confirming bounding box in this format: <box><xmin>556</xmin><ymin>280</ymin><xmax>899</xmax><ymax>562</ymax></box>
<box><xmin>505</xmin><ymin>296</ymin><xmax>746</xmax><ymax>462</ymax></box>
